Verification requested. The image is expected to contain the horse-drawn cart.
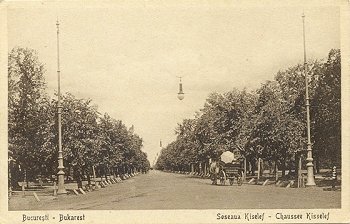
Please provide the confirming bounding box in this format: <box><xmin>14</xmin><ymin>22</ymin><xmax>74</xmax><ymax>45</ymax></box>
<box><xmin>210</xmin><ymin>151</ymin><xmax>244</xmax><ymax>186</ymax></box>
<box><xmin>218</xmin><ymin>161</ymin><xmax>244</xmax><ymax>185</ymax></box>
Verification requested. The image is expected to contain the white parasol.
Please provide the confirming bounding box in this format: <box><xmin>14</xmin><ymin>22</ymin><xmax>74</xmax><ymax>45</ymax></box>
<box><xmin>220</xmin><ymin>151</ymin><xmax>235</xmax><ymax>163</ymax></box>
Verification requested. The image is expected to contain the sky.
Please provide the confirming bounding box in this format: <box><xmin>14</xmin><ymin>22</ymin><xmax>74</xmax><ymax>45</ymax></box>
<box><xmin>7</xmin><ymin>2</ymin><xmax>340</xmax><ymax>165</ymax></box>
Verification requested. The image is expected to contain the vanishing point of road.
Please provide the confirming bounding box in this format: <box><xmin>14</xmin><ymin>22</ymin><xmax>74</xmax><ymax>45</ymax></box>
<box><xmin>9</xmin><ymin>170</ymin><xmax>340</xmax><ymax>210</ymax></box>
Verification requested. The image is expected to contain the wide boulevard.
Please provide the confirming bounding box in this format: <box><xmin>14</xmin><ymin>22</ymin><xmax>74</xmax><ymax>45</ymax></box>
<box><xmin>9</xmin><ymin>170</ymin><xmax>340</xmax><ymax>210</ymax></box>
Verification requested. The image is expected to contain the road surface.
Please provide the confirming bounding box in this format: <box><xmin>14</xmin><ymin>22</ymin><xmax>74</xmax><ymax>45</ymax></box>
<box><xmin>9</xmin><ymin>170</ymin><xmax>340</xmax><ymax>210</ymax></box>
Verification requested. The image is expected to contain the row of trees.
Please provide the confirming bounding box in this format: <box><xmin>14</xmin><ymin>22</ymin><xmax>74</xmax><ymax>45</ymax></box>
<box><xmin>8</xmin><ymin>47</ymin><xmax>150</xmax><ymax>189</ymax></box>
<box><xmin>155</xmin><ymin>49</ymin><xmax>341</xmax><ymax>177</ymax></box>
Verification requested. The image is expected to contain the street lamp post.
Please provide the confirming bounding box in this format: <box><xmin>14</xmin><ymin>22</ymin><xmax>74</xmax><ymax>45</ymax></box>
<box><xmin>56</xmin><ymin>19</ymin><xmax>67</xmax><ymax>194</ymax></box>
<box><xmin>177</xmin><ymin>76</ymin><xmax>184</xmax><ymax>100</ymax></box>
<box><xmin>302</xmin><ymin>13</ymin><xmax>316</xmax><ymax>187</ymax></box>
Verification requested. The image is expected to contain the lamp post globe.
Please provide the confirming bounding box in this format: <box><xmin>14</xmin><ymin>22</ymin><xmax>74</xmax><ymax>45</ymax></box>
<box><xmin>177</xmin><ymin>92</ymin><xmax>184</xmax><ymax>100</ymax></box>
<box><xmin>177</xmin><ymin>76</ymin><xmax>185</xmax><ymax>100</ymax></box>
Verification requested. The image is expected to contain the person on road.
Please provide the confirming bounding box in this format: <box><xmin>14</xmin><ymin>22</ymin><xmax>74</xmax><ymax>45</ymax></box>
<box><xmin>209</xmin><ymin>159</ymin><xmax>220</xmax><ymax>185</ymax></box>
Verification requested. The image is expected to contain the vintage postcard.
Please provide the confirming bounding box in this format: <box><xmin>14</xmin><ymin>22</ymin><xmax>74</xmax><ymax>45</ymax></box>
<box><xmin>0</xmin><ymin>0</ymin><xmax>349</xmax><ymax>223</ymax></box>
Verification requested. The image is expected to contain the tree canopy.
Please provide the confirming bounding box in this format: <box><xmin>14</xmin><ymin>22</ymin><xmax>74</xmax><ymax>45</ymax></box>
<box><xmin>8</xmin><ymin>47</ymin><xmax>150</xmax><ymax>188</ymax></box>
<box><xmin>155</xmin><ymin>49</ymin><xmax>341</xmax><ymax>175</ymax></box>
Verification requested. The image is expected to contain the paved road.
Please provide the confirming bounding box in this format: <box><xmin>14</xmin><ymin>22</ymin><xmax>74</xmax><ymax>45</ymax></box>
<box><xmin>9</xmin><ymin>170</ymin><xmax>340</xmax><ymax>210</ymax></box>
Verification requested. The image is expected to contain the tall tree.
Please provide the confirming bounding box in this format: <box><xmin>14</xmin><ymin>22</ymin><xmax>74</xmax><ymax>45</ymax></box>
<box><xmin>313</xmin><ymin>49</ymin><xmax>341</xmax><ymax>169</ymax></box>
<box><xmin>8</xmin><ymin>47</ymin><xmax>48</xmax><ymax>186</ymax></box>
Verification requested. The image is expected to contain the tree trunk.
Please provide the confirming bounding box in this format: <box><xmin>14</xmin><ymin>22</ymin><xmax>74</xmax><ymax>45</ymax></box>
<box><xmin>289</xmin><ymin>167</ymin><xmax>292</xmax><ymax>177</ymax></box>
<box><xmin>275</xmin><ymin>159</ymin><xmax>278</xmax><ymax>182</ymax></box>
<box><xmin>268</xmin><ymin>160</ymin><xmax>273</xmax><ymax>175</ymax></box>
<box><xmin>243</xmin><ymin>157</ymin><xmax>247</xmax><ymax>181</ymax></box>
<box><xmin>251</xmin><ymin>158</ymin><xmax>256</xmax><ymax>176</ymax></box>
<box><xmin>294</xmin><ymin>153</ymin><xmax>299</xmax><ymax>177</ymax></box>
<box><xmin>92</xmin><ymin>166</ymin><xmax>96</xmax><ymax>186</ymax></box>
<box><xmin>77</xmin><ymin>176</ymin><xmax>83</xmax><ymax>189</ymax></box>
<box><xmin>74</xmin><ymin>167</ymin><xmax>83</xmax><ymax>189</ymax></box>
<box><xmin>315</xmin><ymin>156</ymin><xmax>320</xmax><ymax>174</ymax></box>
<box><xmin>281</xmin><ymin>158</ymin><xmax>286</xmax><ymax>178</ymax></box>
<box><xmin>104</xmin><ymin>166</ymin><xmax>108</xmax><ymax>180</ymax></box>
<box><xmin>257</xmin><ymin>158</ymin><xmax>261</xmax><ymax>180</ymax></box>
<box><xmin>86</xmin><ymin>168</ymin><xmax>91</xmax><ymax>185</ymax></box>
<box><xmin>66</xmin><ymin>166</ymin><xmax>70</xmax><ymax>181</ymax></box>
<box><xmin>82</xmin><ymin>169</ymin><xmax>85</xmax><ymax>181</ymax></box>
<box><xmin>313</xmin><ymin>151</ymin><xmax>318</xmax><ymax>174</ymax></box>
<box><xmin>25</xmin><ymin>169</ymin><xmax>29</xmax><ymax>188</ymax></box>
<box><xmin>298</xmin><ymin>156</ymin><xmax>302</xmax><ymax>188</ymax></box>
<box><xmin>11</xmin><ymin>164</ymin><xmax>20</xmax><ymax>190</ymax></box>
<box><xmin>260</xmin><ymin>158</ymin><xmax>264</xmax><ymax>177</ymax></box>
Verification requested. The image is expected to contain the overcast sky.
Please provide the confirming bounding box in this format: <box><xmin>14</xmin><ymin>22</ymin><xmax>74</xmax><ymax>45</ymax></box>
<box><xmin>7</xmin><ymin>2</ymin><xmax>340</xmax><ymax>164</ymax></box>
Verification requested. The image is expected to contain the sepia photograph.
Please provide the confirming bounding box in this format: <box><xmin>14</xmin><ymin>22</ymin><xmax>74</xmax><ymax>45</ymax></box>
<box><xmin>0</xmin><ymin>0</ymin><xmax>349</xmax><ymax>223</ymax></box>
